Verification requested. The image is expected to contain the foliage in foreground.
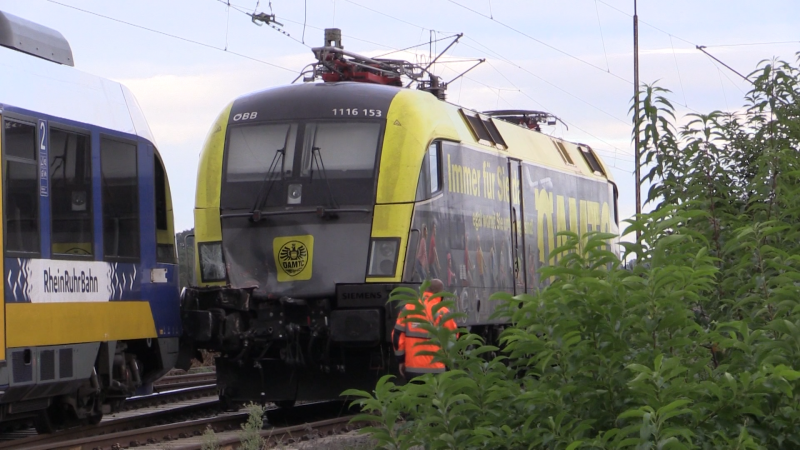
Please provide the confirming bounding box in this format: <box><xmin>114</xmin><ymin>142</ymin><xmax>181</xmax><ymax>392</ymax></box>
<box><xmin>344</xmin><ymin>56</ymin><xmax>800</xmax><ymax>449</ymax></box>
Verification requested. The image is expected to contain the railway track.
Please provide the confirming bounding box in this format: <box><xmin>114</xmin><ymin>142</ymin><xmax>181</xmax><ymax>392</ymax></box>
<box><xmin>152</xmin><ymin>371</ymin><xmax>217</xmax><ymax>393</ymax></box>
<box><xmin>123</xmin><ymin>383</ymin><xmax>218</xmax><ymax>410</ymax></box>
<box><xmin>0</xmin><ymin>370</ymin><xmax>220</xmax><ymax>444</ymax></box>
<box><xmin>0</xmin><ymin>398</ymin><xmax>226</xmax><ymax>449</ymax></box>
<box><xmin>15</xmin><ymin>400</ymin><xmax>355</xmax><ymax>450</ymax></box>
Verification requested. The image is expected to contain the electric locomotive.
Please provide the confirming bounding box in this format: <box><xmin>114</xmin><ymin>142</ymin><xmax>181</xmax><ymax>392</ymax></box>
<box><xmin>0</xmin><ymin>12</ymin><xmax>180</xmax><ymax>431</ymax></box>
<box><xmin>180</xmin><ymin>29</ymin><xmax>618</xmax><ymax>406</ymax></box>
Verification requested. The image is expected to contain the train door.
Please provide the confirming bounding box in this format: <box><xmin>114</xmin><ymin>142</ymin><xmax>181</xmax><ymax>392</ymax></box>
<box><xmin>507</xmin><ymin>158</ymin><xmax>526</xmax><ymax>295</ymax></box>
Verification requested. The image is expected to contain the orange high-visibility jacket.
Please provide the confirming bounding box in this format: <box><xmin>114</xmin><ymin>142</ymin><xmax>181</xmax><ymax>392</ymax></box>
<box><xmin>392</xmin><ymin>291</ymin><xmax>458</xmax><ymax>374</ymax></box>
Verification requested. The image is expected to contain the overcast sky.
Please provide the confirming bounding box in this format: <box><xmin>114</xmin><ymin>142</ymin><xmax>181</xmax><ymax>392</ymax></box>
<box><xmin>1</xmin><ymin>0</ymin><xmax>798</xmax><ymax>232</ymax></box>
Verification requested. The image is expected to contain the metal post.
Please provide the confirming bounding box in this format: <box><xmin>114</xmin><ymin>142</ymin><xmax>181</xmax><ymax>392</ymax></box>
<box><xmin>633</xmin><ymin>0</ymin><xmax>641</xmax><ymax>241</ymax></box>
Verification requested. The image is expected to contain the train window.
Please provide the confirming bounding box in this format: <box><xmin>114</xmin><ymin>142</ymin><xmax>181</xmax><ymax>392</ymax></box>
<box><xmin>415</xmin><ymin>141</ymin><xmax>442</xmax><ymax>201</ymax></box>
<box><xmin>154</xmin><ymin>153</ymin><xmax>176</xmax><ymax>264</ymax></box>
<box><xmin>4</xmin><ymin>120</ymin><xmax>39</xmax><ymax>254</ymax></box>
<box><xmin>50</xmin><ymin>128</ymin><xmax>92</xmax><ymax>257</ymax></box>
<box><xmin>299</xmin><ymin>122</ymin><xmax>381</xmax><ymax>178</ymax></box>
<box><xmin>429</xmin><ymin>142</ymin><xmax>441</xmax><ymax>193</ymax></box>
<box><xmin>101</xmin><ymin>138</ymin><xmax>139</xmax><ymax>260</ymax></box>
<box><xmin>578</xmin><ymin>145</ymin><xmax>606</xmax><ymax>176</ymax></box>
<box><xmin>227</xmin><ymin>123</ymin><xmax>297</xmax><ymax>181</ymax></box>
<box><xmin>552</xmin><ymin>140</ymin><xmax>575</xmax><ymax>166</ymax></box>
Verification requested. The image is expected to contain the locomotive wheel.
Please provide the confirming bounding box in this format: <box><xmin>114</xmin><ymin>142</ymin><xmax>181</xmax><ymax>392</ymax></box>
<box><xmin>275</xmin><ymin>400</ymin><xmax>296</xmax><ymax>409</ymax></box>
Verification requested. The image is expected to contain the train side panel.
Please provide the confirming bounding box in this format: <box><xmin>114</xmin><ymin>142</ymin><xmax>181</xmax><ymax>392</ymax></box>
<box><xmin>406</xmin><ymin>141</ymin><xmax>618</xmax><ymax>326</ymax></box>
<box><xmin>0</xmin><ymin>11</ymin><xmax>180</xmax><ymax>431</ymax></box>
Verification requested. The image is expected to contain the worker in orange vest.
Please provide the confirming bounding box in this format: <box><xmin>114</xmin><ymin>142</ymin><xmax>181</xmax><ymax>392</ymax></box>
<box><xmin>392</xmin><ymin>279</ymin><xmax>458</xmax><ymax>378</ymax></box>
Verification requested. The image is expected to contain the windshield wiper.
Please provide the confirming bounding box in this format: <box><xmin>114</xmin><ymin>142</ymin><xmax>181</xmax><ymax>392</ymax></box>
<box><xmin>310</xmin><ymin>146</ymin><xmax>339</xmax><ymax>209</ymax></box>
<box><xmin>249</xmin><ymin>127</ymin><xmax>293</xmax><ymax>216</ymax></box>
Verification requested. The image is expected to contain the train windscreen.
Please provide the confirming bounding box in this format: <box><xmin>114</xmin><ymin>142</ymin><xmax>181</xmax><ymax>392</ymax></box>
<box><xmin>222</xmin><ymin>121</ymin><xmax>382</xmax><ymax>210</ymax></box>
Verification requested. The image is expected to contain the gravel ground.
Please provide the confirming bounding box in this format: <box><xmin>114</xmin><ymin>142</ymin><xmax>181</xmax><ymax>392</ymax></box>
<box><xmin>269</xmin><ymin>429</ymin><xmax>376</xmax><ymax>449</ymax></box>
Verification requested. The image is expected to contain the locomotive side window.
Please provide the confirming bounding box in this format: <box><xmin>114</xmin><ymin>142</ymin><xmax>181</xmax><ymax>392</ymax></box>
<box><xmin>429</xmin><ymin>142</ymin><xmax>441</xmax><ymax>193</ymax></box>
<box><xmin>154</xmin><ymin>153</ymin><xmax>176</xmax><ymax>264</ymax></box>
<box><xmin>101</xmin><ymin>138</ymin><xmax>139</xmax><ymax>260</ymax></box>
<box><xmin>3</xmin><ymin>119</ymin><xmax>40</xmax><ymax>254</ymax></box>
<box><xmin>50</xmin><ymin>128</ymin><xmax>92</xmax><ymax>257</ymax></box>
<box><xmin>415</xmin><ymin>141</ymin><xmax>442</xmax><ymax>201</ymax></box>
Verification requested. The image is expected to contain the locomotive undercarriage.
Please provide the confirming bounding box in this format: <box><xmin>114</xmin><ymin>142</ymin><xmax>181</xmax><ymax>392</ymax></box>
<box><xmin>180</xmin><ymin>285</ymin><xmax>400</xmax><ymax>404</ymax></box>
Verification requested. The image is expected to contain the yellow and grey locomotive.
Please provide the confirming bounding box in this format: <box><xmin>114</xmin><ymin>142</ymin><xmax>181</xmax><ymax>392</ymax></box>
<box><xmin>180</xmin><ymin>30</ymin><xmax>618</xmax><ymax>406</ymax></box>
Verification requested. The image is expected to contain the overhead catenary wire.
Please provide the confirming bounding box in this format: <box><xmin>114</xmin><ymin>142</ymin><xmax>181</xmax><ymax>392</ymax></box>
<box><xmin>62</xmin><ymin>0</ymin><xmax>634</xmax><ymax>167</ymax></box>
<box><xmin>669</xmin><ymin>35</ymin><xmax>688</xmax><ymax>108</ymax></box>
<box><xmin>215</xmin><ymin>0</ymin><xmax>309</xmax><ymax>47</ymax></box>
<box><xmin>460</xmin><ymin>38</ymin><xmax>632</xmax><ymax>128</ymax></box>
<box><xmin>335</xmin><ymin>0</ymin><xmax>635</xmax><ymax>132</ymax></box>
<box><xmin>374</xmin><ymin>34</ymin><xmax>461</xmax><ymax>59</ymax></box>
<box><xmin>703</xmin><ymin>40</ymin><xmax>800</xmax><ymax>48</ymax></box>
<box><xmin>319</xmin><ymin>0</ymin><xmax>637</xmax><ymax>160</ymax></box>
<box><xmin>224</xmin><ymin>1</ymin><xmax>230</xmax><ymax>51</ymax></box>
<box><xmin>444</xmin><ymin>0</ymin><xmax>632</xmax><ymax>84</ymax></box>
<box><xmin>46</xmin><ymin>0</ymin><xmax>298</xmax><ymax>73</ymax></box>
<box><xmin>593</xmin><ymin>0</ymin><xmax>610</xmax><ymax>72</ymax></box>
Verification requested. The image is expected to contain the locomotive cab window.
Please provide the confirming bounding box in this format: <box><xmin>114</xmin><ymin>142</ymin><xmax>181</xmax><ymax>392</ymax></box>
<box><xmin>101</xmin><ymin>138</ymin><xmax>139</xmax><ymax>260</ymax></box>
<box><xmin>299</xmin><ymin>122</ymin><xmax>380</xmax><ymax>179</ymax></box>
<box><xmin>50</xmin><ymin>127</ymin><xmax>92</xmax><ymax>257</ymax></box>
<box><xmin>154</xmin><ymin>153</ymin><xmax>176</xmax><ymax>264</ymax></box>
<box><xmin>415</xmin><ymin>141</ymin><xmax>442</xmax><ymax>201</ymax></box>
<box><xmin>222</xmin><ymin>121</ymin><xmax>381</xmax><ymax>210</ymax></box>
<box><xmin>4</xmin><ymin>119</ymin><xmax>40</xmax><ymax>254</ymax></box>
<box><xmin>227</xmin><ymin>123</ymin><xmax>298</xmax><ymax>182</ymax></box>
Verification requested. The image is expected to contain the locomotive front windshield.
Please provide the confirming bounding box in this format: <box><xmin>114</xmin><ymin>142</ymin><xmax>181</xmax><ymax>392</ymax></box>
<box><xmin>221</xmin><ymin>121</ymin><xmax>382</xmax><ymax>210</ymax></box>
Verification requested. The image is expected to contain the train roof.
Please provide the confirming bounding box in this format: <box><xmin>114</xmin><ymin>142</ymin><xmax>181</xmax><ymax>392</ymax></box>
<box><xmin>0</xmin><ymin>22</ymin><xmax>155</xmax><ymax>144</ymax></box>
<box><xmin>230</xmin><ymin>82</ymin><xmax>613</xmax><ymax>183</ymax></box>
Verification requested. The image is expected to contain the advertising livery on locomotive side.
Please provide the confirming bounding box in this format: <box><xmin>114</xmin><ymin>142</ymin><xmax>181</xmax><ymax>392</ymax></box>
<box><xmin>181</xmin><ymin>60</ymin><xmax>619</xmax><ymax>406</ymax></box>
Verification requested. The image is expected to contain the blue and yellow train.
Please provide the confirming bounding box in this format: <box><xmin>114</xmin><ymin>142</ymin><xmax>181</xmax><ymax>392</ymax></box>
<box><xmin>180</xmin><ymin>34</ymin><xmax>619</xmax><ymax>407</ymax></box>
<box><xmin>0</xmin><ymin>12</ymin><xmax>180</xmax><ymax>431</ymax></box>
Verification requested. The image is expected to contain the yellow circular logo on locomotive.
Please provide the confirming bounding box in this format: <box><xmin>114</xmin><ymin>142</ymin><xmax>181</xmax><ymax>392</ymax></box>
<box><xmin>278</xmin><ymin>241</ymin><xmax>309</xmax><ymax>276</ymax></box>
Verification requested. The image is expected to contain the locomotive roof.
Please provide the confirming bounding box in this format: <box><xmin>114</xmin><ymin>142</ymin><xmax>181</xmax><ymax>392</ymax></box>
<box><xmin>0</xmin><ymin>39</ymin><xmax>155</xmax><ymax>144</ymax></box>
<box><xmin>229</xmin><ymin>82</ymin><xmax>612</xmax><ymax>182</ymax></box>
<box><xmin>230</xmin><ymin>82</ymin><xmax>403</xmax><ymax>123</ymax></box>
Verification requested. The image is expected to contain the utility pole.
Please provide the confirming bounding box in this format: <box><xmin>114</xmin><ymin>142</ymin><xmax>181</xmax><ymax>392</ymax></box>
<box><xmin>633</xmin><ymin>0</ymin><xmax>641</xmax><ymax>241</ymax></box>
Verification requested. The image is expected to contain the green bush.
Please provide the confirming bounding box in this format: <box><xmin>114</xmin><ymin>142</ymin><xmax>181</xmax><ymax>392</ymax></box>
<box><xmin>345</xmin><ymin>57</ymin><xmax>800</xmax><ymax>449</ymax></box>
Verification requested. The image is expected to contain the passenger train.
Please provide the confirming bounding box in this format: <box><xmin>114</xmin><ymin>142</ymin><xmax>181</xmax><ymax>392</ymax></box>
<box><xmin>0</xmin><ymin>12</ymin><xmax>180</xmax><ymax>431</ymax></box>
<box><xmin>180</xmin><ymin>30</ymin><xmax>619</xmax><ymax>406</ymax></box>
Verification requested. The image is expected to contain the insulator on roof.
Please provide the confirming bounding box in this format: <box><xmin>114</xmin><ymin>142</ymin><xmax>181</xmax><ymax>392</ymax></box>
<box><xmin>324</xmin><ymin>28</ymin><xmax>342</xmax><ymax>49</ymax></box>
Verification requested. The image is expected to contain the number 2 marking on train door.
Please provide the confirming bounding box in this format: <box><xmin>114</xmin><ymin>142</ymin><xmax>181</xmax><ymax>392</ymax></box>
<box><xmin>38</xmin><ymin>119</ymin><xmax>48</xmax><ymax>197</ymax></box>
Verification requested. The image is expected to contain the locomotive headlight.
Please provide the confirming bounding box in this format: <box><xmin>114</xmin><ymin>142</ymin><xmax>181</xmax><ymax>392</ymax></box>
<box><xmin>198</xmin><ymin>242</ymin><xmax>226</xmax><ymax>282</ymax></box>
<box><xmin>367</xmin><ymin>238</ymin><xmax>400</xmax><ymax>277</ymax></box>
